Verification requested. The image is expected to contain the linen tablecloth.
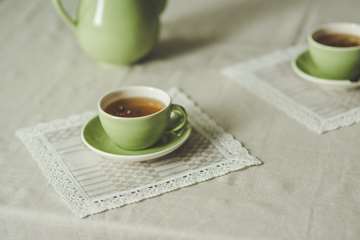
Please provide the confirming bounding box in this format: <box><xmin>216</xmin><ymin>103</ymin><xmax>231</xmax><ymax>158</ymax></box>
<box><xmin>1</xmin><ymin>0</ymin><xmax>360</xmax><ymax>239</ymax></box>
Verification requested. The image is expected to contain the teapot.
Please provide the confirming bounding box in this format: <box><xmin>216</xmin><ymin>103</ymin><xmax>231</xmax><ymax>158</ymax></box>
<box><xmin>52</xmin><ymin>0</ymin><xmax>167</xmax><ymax>65</ymax></box>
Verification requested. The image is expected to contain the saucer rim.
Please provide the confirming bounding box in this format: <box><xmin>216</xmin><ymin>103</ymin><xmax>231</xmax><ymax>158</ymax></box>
<box><xmin>81</xmin><ymin>116</ymin><xmax>192</xmax><ymax>162</ymax></box>
<box><xmin>291</xmin><ymin>50</ymin><xmax>360</xmax><ymax>88</ymax></box>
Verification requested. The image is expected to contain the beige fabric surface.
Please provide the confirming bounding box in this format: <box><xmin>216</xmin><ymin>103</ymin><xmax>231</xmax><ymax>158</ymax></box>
<box><xmin>1</xmin><ymin>0</ymin><xmax>360</xmax><ymax>239</ymax></box>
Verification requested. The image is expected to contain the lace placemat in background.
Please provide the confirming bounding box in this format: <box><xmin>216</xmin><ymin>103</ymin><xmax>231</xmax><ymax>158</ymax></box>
<box><xmin>223</xmin><ymin>46</ymin><xmax>360</xmax><ymax>134</ymax></box>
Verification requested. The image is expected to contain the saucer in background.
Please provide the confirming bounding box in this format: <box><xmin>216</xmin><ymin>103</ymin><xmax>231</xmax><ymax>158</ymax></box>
<box><xmin>292</xmin><ymin>50</ymin><xmax>360</xmax><ymax>88</ymax></box>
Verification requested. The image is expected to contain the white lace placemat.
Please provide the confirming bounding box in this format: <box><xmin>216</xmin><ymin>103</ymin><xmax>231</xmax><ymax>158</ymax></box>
<box><xmin>16</xmin><ymin>88</ymin><xmax>261</xmax><ymax>218</ymax></box>
<box><xmin>223</xmin><ymin>46</ymin><xmax>360</xmax><ymax>134</ymax></box>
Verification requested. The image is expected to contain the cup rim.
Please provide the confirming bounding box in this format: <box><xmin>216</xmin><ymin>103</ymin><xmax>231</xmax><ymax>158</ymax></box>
<box><xmin>98</xmin><ymin>86</ymin><xmax>171</xmax><ymax>120</ymax></box>
<box><xmin>308</xmin><ymin>22</ymin><xmax>360</xmax><ymax>51</ymax></box>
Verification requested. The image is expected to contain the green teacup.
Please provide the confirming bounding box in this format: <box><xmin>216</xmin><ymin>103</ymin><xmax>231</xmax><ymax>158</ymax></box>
<box><xmin>308</xmin><ymin>22</ymin><xmax>360</xmax><ymax>80</ymax></box>
<box><xmin>98</xmin><ymin>87</ymin><xmax>188</xmax><ymax>150</ymax></box>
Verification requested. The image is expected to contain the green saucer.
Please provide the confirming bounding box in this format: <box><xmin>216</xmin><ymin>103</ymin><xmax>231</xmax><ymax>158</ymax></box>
<box><xmin>292</xmin><ymin>50</ymin><xmax>360</xmax><ymax>88</ymax></box>
<box><xmin>81</xmin><ymin>116</ymin><xmax>192</xmax><ymax>162</ymax></box>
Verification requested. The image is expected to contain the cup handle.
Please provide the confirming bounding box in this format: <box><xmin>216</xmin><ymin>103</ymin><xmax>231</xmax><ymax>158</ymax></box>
<box><xmin>166</xmin><ymin>104</ymin><xmax>188</xmax><ymax>134</ymax></box>
<box><xmin>52</xmin><ymin>0</ymin><xmax>77</xmax><ymax>31</ymax></box>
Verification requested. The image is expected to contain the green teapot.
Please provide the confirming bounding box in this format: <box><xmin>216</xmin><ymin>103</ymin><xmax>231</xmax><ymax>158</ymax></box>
<box><xmin>52</xmin><ymin>0</ymin><xmax>167</xmax><ymax>65</ymax></box>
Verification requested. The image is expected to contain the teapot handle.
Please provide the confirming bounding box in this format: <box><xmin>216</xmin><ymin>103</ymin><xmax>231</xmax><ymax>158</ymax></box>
<box><xmin>52</xmin><ymin>0</ymin><xmax>77</xmax><ymax>31</ymax></box>
<box><xmin>158</xmin><ymin>0</ymin><xmax>167</xmax><ymax>14</ymax></box>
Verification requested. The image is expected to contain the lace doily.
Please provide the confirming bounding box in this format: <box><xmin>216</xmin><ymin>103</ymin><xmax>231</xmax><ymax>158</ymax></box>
<box><xmin>223</xmin><ymin>45</ymin><xmax>360</xmax><ymax>134</ymax></box>
<box><xmin>16</xmin><ymin>88</ymin><xmax>261</xmax><ymax>218</ymax></box>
